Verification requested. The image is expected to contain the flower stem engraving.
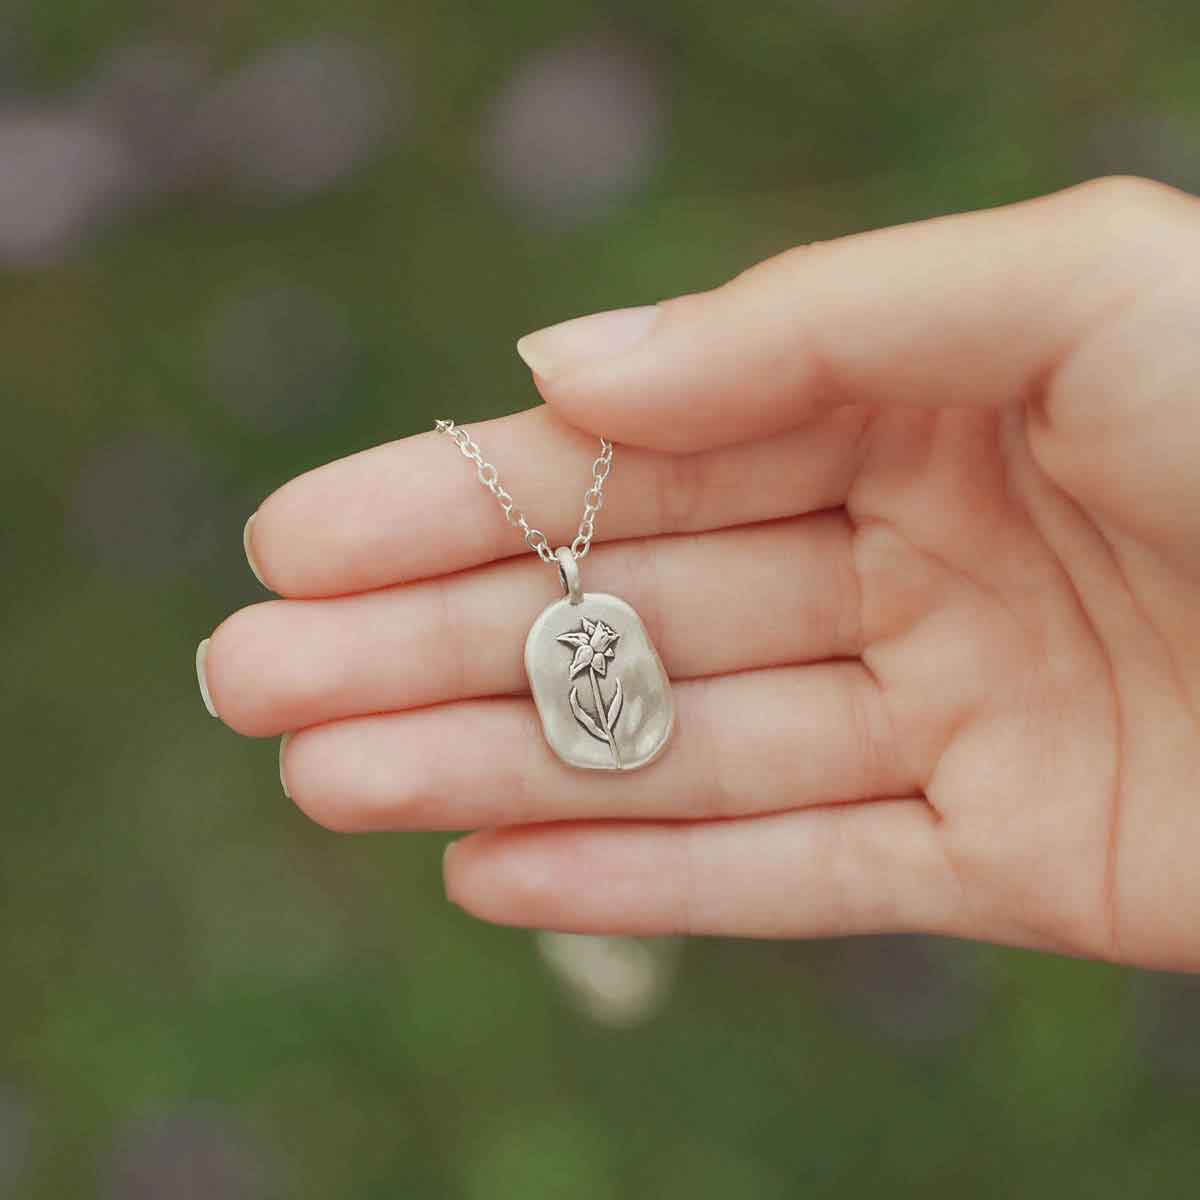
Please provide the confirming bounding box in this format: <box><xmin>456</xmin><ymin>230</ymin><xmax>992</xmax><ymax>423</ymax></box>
<box><xmin>557</xmin><ymin>617</ymin><xmax>623</xmax><ymax>767</ymax></box>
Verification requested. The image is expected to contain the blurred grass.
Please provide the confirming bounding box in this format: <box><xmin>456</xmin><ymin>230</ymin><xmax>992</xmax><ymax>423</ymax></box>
<box><xmin>2</xmin><ymin>0</ymin><xmax>1199</xmax><ymax>1196</ymax></box>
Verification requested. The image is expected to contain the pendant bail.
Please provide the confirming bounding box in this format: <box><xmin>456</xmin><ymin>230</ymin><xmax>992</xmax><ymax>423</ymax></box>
<box><xmin>555</xmin><ymin>547</ymin><xmax>583</xmax><ymax>605</ymax></box>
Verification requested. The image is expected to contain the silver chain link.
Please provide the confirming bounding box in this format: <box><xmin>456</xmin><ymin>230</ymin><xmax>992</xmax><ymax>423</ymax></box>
<box><xmin>434</xmin><ymin>419</ymin><xmax>613</xmax><ymax>565</ymax></box>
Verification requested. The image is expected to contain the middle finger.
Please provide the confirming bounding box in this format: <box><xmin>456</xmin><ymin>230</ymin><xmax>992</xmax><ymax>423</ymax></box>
<box><xmin>206</xmin><ymin>512</ymin><xmax>860</xmax><ymax>737</ymax></box>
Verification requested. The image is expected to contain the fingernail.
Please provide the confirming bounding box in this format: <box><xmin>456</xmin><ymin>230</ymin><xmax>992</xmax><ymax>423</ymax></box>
<box><xmin>243</xmin><ymin>513</ymin><xmax>267</xmax><ymax>588</ymax></box>
<box><xmin>279</xmin><ymin>733</ymin><xmax>292</xmax><ymax>798</ymax></box>
<box><xmin>516</xmin><ymin>305</ymin><xmax>658</xmax><ymax>378</ymax></box>
<box><xmin>442</xmin><ymin>839</ymin><xmax>459</xmax><ymax>902</ymax></box>
<box><xmin>195</xmin><ymin>638</ymin><xmax>218</xmax><ymax>718</ymax></box>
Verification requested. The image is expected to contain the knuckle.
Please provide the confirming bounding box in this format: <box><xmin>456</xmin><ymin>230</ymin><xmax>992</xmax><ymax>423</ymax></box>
<box><xmin>729</xmin><ymin>239</ymin><xmax>831</xmax><ymax>289</ymax></box>
<box><xmin>1073</xmin><ymin>173</ymin><xmax>1184</xmax><ymax>214</ymax></box>
<box><xmin>817</xmin><ymin>514</ymin><xmax>865</xmax><ymax>656</ymax></box>
<box><xmin>1066</xmin><ymin>175</ymin><xmax>1200</xmax><ymax>245</ymax></box>
<box><xmin>1029</xmin><ymin>177</ymin><xmax>1200</xmax><ymax>465</ymax></box>
<box><xmin>672</xmin><ymin>825</ymin><xmax>700</xmax><ymax>936</ymax></box>
<box><xmin>655</xmin><ymin>450</ymin><xmax>709</xmax><ymax>534</ymax></box>
<box><xmin>655</xmin><ymin>288</ymin><xmax>710</xmax><ymax>323</ymax></box>
<box><xmin>843</xmin><ymin>668</ymin><xmax>894</xmax><ymax>791</ymax></box>
<box><xmin>431</xmin><ymin>580</ymin><xmax>468</xmax><ymax>699</ymax></box>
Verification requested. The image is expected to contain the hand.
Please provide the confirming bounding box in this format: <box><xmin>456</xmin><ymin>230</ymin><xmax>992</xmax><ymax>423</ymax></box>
<box><xmin>199</xmin><ymin>176</ymin><xmax>1200</xmax><ymax>971</ymax></box>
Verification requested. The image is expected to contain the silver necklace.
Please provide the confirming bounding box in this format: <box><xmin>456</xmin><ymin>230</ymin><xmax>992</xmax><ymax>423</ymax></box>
<box><xmin>435</xmin><ymin>419</ymin><xmax>674</xmax><ymax>771</ymax></box>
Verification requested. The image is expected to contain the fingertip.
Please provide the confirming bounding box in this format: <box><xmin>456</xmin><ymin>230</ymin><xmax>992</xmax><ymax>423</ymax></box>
<box><xmin>243</xmin><ymin>513</ymin><xmax>269</xmax><ymax>590</ymax></box>
<box><xmin>195</xmin><ymin>637</ymin><xmax>218</xmax><ymax>719</ymax></box>
<box><xmin>516</xmin><ymin>306</ymin><xmax>659</xmax><ymax>380</ymax></box>
<box><xmin>440</xmin><ymin>827</ymin><xmax>559</xmax><ymax>926</ymax></box>
<box><xmin>246</xmin><ymin>487</ymin><xmax>300</xmax><ymax>597</ymax></box>
<box><xmin>443</xmin><ymin>831</ymin><xmax>495</xmax><ymax>919</ymax></box>
<box><xmin>441</xmin><ymin>829</ymin><xmax>497</xmax><ymax>914</ymax></box>
<box><xmin>516</xmin><ymin>304</ymin><xmax>717</xmax><ymax>453</ymax></box>
<box><xmin>442</xmin><ymin>836</ymin><xmax>463</xmax><ymax>905</ymax></box>
<box><xmin>524</xmin><ymin>290</ymin><xmax>786</xmax><ymax>455</ymax></box>
<box><xmin>278</xmin><ymin>732</ymin><xmax>292</xmax><ymax>798</ymax></box>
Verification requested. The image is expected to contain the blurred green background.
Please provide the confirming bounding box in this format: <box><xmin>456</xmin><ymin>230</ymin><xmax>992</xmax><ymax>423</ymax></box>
<box><xmin>2</xmin><ymin>1</ymin><xmax>1199</xmax><ymax>1196</ymax></box>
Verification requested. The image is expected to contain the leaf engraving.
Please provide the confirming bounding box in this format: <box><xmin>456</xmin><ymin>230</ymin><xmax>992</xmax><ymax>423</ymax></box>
<box><xmin>606</xmin><ymin>678</ymin><xmax>623</xmax><ymax>730</ymax></box>
<box><xmin>568</xmin><ymin>687</ymin><xmax>607</xmax><ymax>742</ymax></box>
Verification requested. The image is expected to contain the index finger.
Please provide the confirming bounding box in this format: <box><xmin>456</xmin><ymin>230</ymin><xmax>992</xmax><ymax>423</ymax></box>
<box><xmin>247</xmin><ymin>404</ymin><xmax>866</xmax><ymax>597</ymax></box>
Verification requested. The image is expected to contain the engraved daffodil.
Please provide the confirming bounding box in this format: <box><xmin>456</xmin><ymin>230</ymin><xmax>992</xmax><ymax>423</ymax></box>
<box><xmin>558</xmin><ymin>618</ymin><xmax>620</xmax><ymax>678</ymax></box>
<box><xmin>557</xmin><ymin>617</ymin><xmax>623</xmax><ymax>766</ymax></box>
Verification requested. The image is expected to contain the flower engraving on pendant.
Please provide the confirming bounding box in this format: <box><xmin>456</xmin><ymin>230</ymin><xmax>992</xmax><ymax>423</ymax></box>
<box><xmin>557</xmin><ymin>617</ymin><xmax>624</xmax><ymax>767</ymax></box>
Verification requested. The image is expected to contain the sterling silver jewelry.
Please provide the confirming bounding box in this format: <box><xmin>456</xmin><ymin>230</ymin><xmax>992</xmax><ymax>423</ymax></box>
<box><xmin>435</xmin><ymin>419</ymin><xmax>674</xmax><ymax>771</ymax></box>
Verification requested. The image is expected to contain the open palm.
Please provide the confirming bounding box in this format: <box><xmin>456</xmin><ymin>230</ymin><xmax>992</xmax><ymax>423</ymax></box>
<box><xmin>199</xmin><ymin>178</ymin><xmax>1200</xmax><ymax>971</ymax></box>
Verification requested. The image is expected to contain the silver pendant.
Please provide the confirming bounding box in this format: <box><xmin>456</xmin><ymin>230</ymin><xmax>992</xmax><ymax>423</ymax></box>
<box><xmin>524</xmin><ymin>548</ymin><xmax>674</xmax><ymax>771</ymax></box>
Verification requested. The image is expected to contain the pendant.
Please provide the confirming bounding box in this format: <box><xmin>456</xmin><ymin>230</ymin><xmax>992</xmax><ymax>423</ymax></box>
<box><xmin>524</xmin><ymin>548</ymin><xmax>674</xmax><ymax>771</ymax></box>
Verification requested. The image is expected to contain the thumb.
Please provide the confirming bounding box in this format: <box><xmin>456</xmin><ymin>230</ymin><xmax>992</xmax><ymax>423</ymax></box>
<box><xmin>516</xmin><ymin>176</ymin><xmax>1197</xmax><ymax>453</ymax></box>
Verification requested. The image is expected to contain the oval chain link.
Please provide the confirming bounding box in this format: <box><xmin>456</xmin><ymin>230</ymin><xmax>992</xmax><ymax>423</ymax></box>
<box><xmin>434</xmin><ymin>419</ymin><xmax>613</xmax><ymax>566</ymax></box>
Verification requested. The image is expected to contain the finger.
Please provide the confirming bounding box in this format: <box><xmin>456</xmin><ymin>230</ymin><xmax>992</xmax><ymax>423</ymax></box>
<box><xmin>518</xmin><ymin>176</ymin><xmax>1199</xmax><ymax>452</ymax></box>
<box><xmin>443</xmin><ymin>802</ymin><xmax>956</xmax><ymax>939</ymax></box>
<box><xmin>282</xmin><ymin>664</ymin><xmax>916</xmax><ymax>832</ymax></box>
<box><xmin>248</xmin><ymin>403</ymin><xmax>867</xmax><ymax>597</ymax></box>
<box><xmin>207</xmin><ymin>513</ymin><xmax>860</xmax><ymax>737</ymax></box>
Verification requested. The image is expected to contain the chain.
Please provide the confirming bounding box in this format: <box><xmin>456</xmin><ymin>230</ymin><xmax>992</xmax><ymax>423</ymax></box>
<box><xmin>434</xmin><ymin>419</ymin><xmax>613</xmax><ymax>565</ymax></box>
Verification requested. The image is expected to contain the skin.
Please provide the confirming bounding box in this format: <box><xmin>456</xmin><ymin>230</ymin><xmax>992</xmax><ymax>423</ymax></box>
<box><xmin>202</xmin><ymin>176</ymin><xmax>1200</xmax><ymax>971</ymax></box>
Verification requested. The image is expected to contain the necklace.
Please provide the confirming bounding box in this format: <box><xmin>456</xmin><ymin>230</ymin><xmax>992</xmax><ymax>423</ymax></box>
<box><xmin>435</xmin><ymin>419</ymin><xmax>674</xmax><ymax>772</ymax></box>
